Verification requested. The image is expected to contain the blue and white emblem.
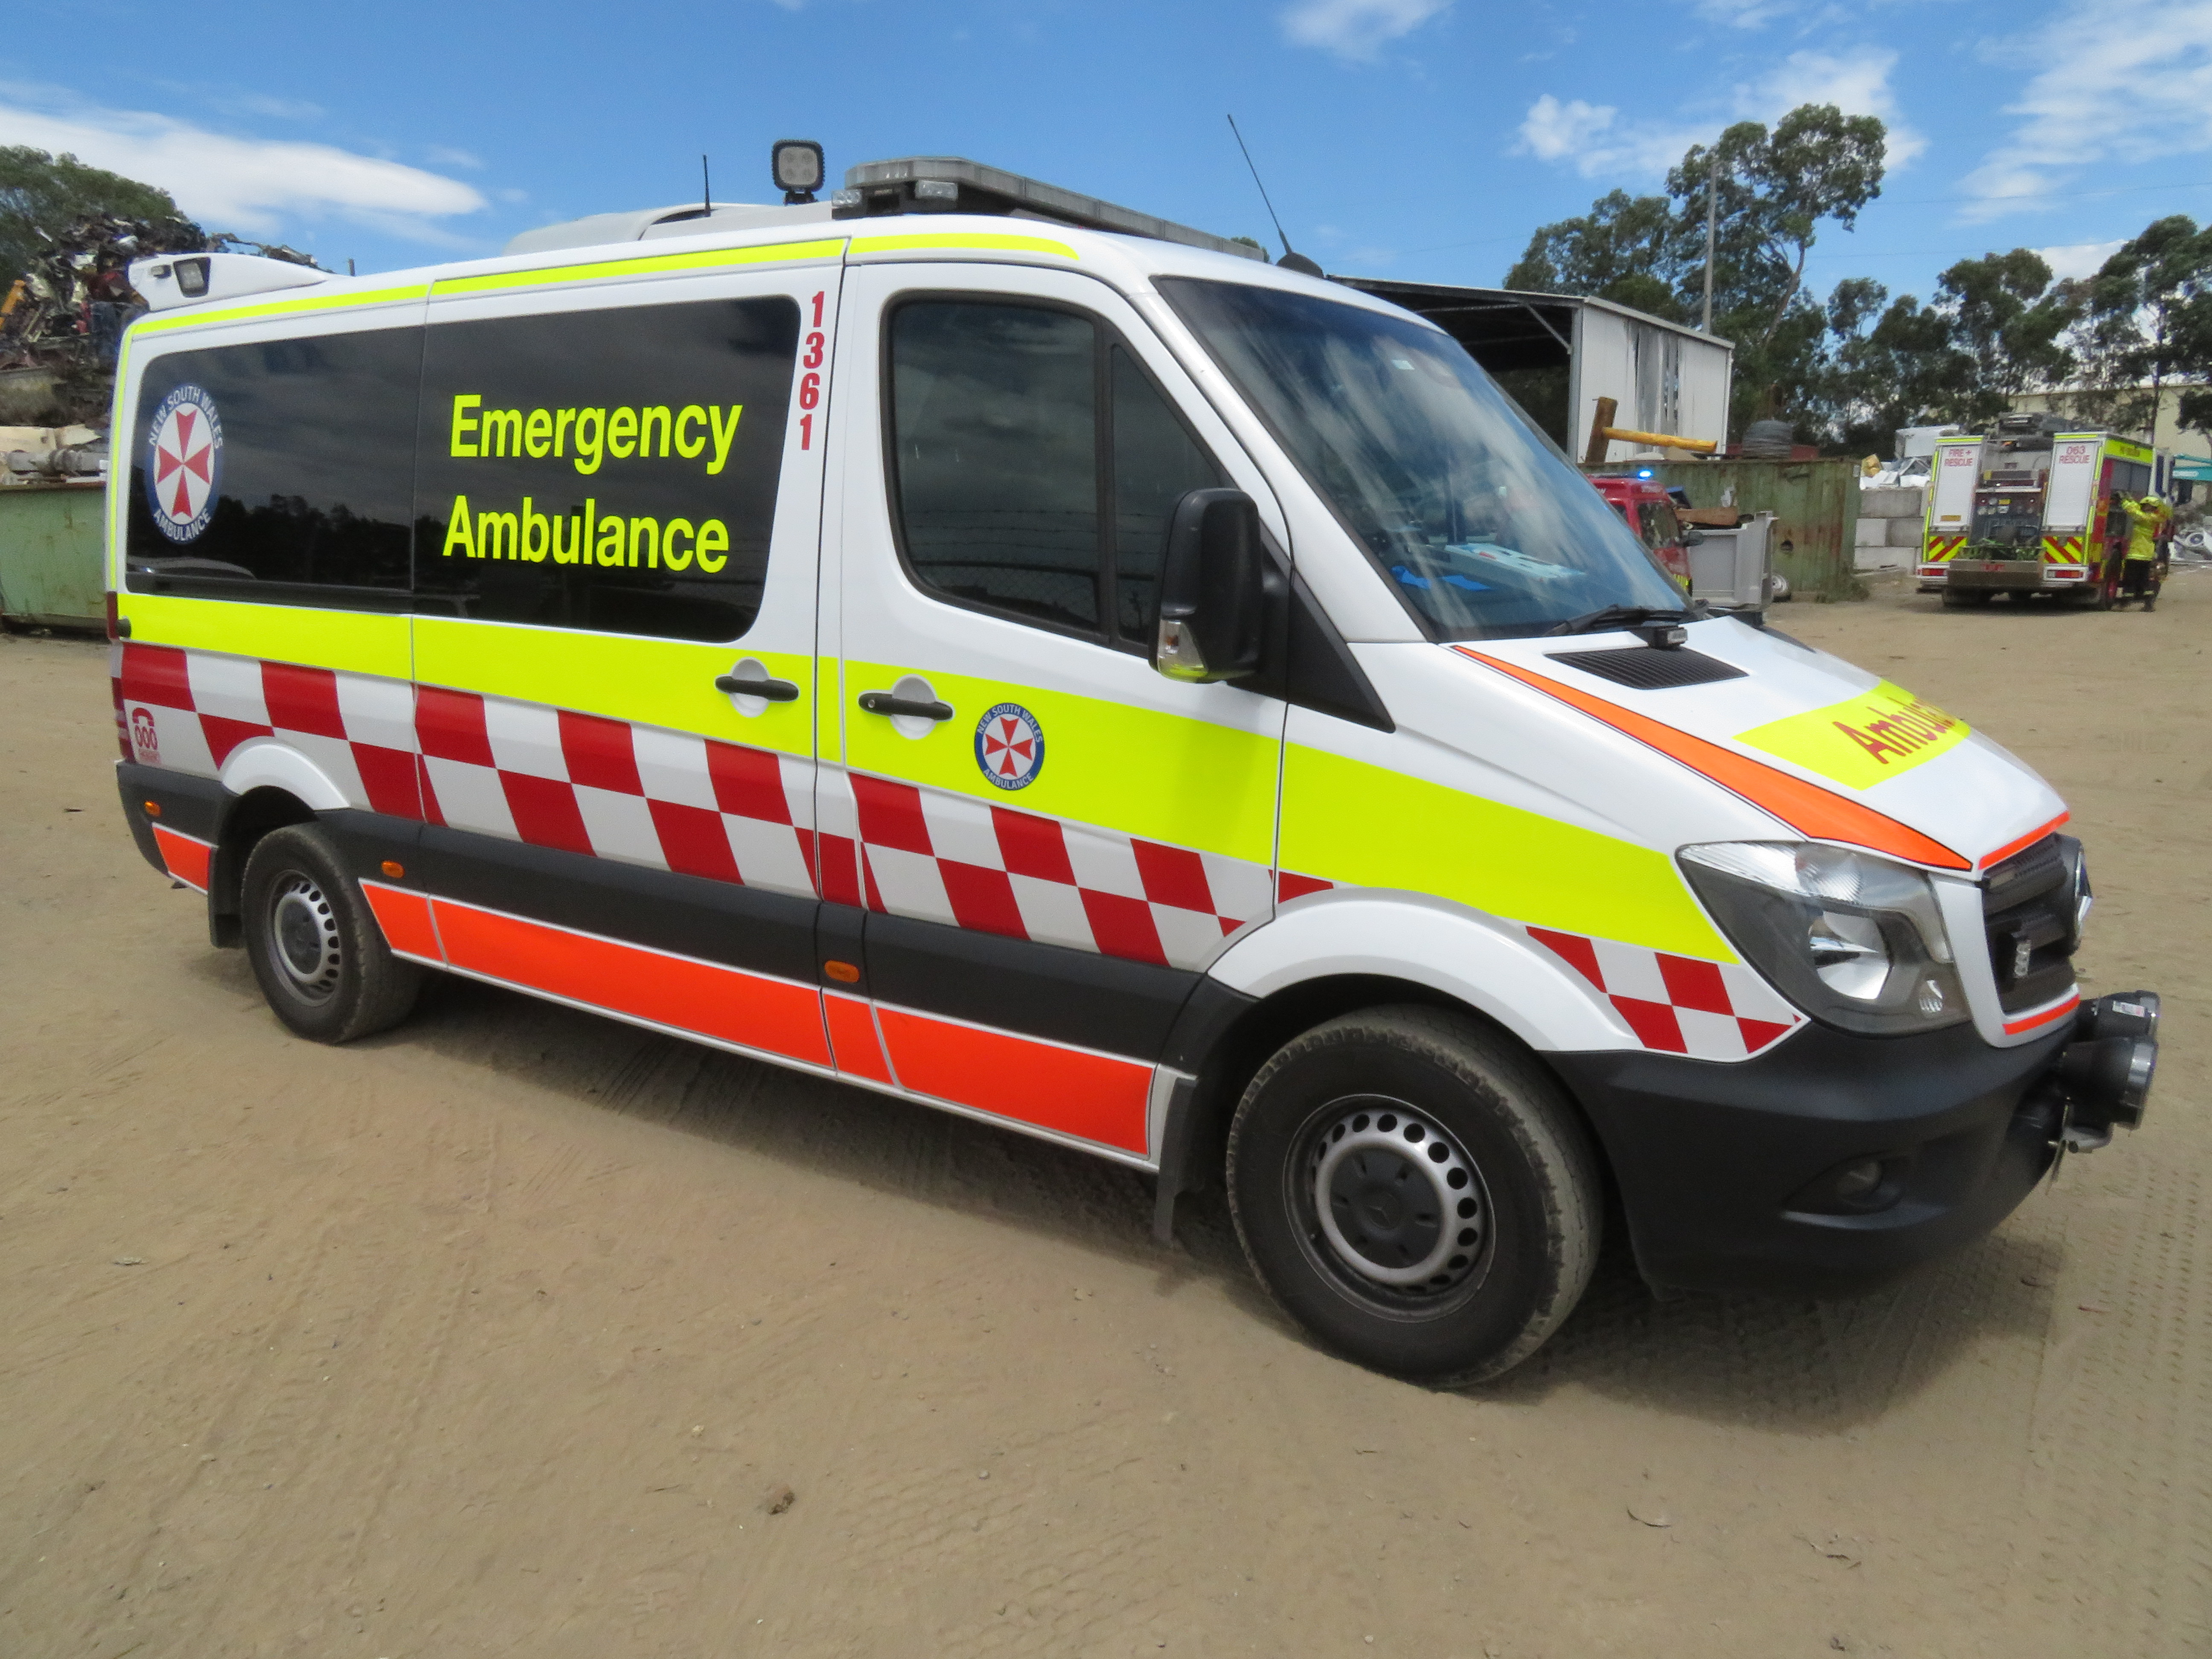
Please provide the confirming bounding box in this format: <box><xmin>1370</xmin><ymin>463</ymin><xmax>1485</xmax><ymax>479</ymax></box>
<box><xmin>144</xmin><ymin>384</ymin><xmax>223</xmax><ymax>543</ymax></box>
<box><xmin>975</xmin><ymin>702</ymin><xmax>1044</xmax><ymax>790</ymax></box>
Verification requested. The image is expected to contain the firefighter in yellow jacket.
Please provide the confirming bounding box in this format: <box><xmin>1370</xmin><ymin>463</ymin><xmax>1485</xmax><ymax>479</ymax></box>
<box><xmin>2116</xmin><ymin>493</ymin><xmax>2169</xmax><ymax>611</ymax></box>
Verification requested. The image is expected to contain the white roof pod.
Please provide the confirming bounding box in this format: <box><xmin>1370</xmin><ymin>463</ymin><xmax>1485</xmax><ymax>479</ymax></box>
<box><xmin>128</xmin><ymin>251</ymin><xmax>327</xmax><ymax>311</ymax></box>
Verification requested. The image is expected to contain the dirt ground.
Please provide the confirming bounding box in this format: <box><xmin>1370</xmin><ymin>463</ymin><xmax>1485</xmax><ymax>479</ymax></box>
<box><xmin>2</xmin><ymin>571</ymin><xmax>2206</xmax><ymax>1659</ymax></box>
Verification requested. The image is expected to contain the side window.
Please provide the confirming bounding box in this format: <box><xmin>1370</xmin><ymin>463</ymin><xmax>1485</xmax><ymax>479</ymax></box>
<box><xmin>414</xmin><ymin>295</ymin><xmax>799</xmax><ymax>643</ymax></box>
<box><xmin>1111</xmin><ymin>346</ymin><xmax>1220</xmax><ymax>639</ymax></box>
<box><xmin>888</xmin><ymin>302</ymin><xmax>1099</xmax><ymax>632</ymax></box>
<box><xmin>126</xmin><ymin>327</ymin><xmax>419</xmax><ymax>599</ymax></box>
<box><xmin>888</xmin><ymin>299</ymin><xmax>1223</xmax><ymax>649</ymax></box>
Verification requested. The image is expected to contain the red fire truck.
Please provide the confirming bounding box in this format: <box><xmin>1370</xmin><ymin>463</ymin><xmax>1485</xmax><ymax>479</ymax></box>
<box><xmin>1916</xmin><ymin>417</ymin><xmax>2161</xmax><ymax>608</ymax></box>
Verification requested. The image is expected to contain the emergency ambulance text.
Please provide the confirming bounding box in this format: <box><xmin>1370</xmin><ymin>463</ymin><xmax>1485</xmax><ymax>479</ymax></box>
<box><xmin>1832</xmin><ymin>695</ymin><xmax>1961</xmax><ymax>765</ymax></box>
<box><xmin>448</xmin><ymin>394</ymin><xmax>743</xmax><ymax>476</ymax></box>
<box><xmin>439</xmin><ymin>494</ymin><xmax>730</xmax><ymax>573</ymax></box>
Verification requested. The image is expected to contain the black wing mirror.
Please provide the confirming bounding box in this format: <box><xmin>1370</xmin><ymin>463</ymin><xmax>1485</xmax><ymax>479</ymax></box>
<box><xmin>1154</xmin><ymin>488</ymin><xmax>1265</xmax><ymax>683</ymax></box>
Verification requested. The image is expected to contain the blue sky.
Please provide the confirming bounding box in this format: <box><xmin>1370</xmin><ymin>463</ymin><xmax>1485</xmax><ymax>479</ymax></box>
<box><xmin>9</xmin><ymin>0</ymin><xmax>2211</xmax><ymax>312</ymax></box>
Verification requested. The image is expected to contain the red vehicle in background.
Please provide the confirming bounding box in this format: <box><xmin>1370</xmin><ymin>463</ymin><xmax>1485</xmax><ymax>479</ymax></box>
<box><xmin>1589</xmin><ymin>472</ymin><xmax>1695</xmax><ymax>583</ymax></box>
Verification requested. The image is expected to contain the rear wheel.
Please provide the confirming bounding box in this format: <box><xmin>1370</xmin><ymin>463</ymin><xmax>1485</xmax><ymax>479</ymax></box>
<box><xmin>241</xmin><ymin>823</ymin><xmax>421</xmax><ymax>1043</ymax></box>
<box><xmin>1226</xmin><ymin>1006</ymin><xmax>1600</xmax><ymax>1386</ymax></box>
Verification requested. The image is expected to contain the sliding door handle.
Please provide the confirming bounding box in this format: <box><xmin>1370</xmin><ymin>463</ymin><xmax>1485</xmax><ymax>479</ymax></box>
<box><xmin>858</xmin><ymin>691</ymin><xmax>954</xmax><ymax>722</ymax></box>
<box><xmin>714</xmin><ymin>673</ymin><xmax>800</xmax><ymax>701</ymax></box>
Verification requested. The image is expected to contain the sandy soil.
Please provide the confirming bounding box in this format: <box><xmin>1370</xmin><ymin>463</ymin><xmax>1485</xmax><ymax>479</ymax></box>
<box><xmin>2</xmin><ymin>572</ymin><xmax>2206</xmax><ymax>1659</ymax></box>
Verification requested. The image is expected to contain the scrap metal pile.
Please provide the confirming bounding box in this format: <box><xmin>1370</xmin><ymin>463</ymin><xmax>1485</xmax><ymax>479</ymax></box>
<box><xmin>0</xmin><ymin>216</ymin><xmax>319</xmax><ymax>425</ymax></box>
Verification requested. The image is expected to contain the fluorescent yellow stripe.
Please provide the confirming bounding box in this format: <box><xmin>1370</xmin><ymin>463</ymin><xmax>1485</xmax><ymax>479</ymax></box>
<box><xmin>844</xmin><ymin>660</ymin><xmax>1275</xmax><ymax>863</ymax></box>
<box><xmin>118</xmin><ymin>593</ymin><xmax>411</xmax><ymax>679</ymax></box>
<box><xmin>1736</xmin><ymin>679</ymin><xmax>1969</xmax><ymax>790</ymax></box>
<box><xmin>435</xmin><ymin>239</ymin><xmax>847</xmax><ymax>296</ymax></box>
<box><xmin>133</xmin><ymin>283</ymin><xmax>429</xmax><ymax>335</ymax></box>
<box><xmin>849</xmin><ymin>232</ymin><xmax>1078</xmax><ymax>260</ymax></box>
<box><xmin>414</xmin><ymin>617</ymin><xmax>812</xmax><ymax>756</ymax></box>
<box><xmin>815</xmin><ymin>654</ymin><xmax>843</xmax><ymax>764</ymax></box>
<box><xmin>1280</xmin><ymin>745</ymin><xmax>1736</xmax><ymax>961</ymax></box>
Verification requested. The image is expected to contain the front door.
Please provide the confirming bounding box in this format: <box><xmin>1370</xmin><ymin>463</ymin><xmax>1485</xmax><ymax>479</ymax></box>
<box><xmin>820</xmin><ymin>260</ymin><xmax>1288</xmax><ymax>1158</ymax></box>
<box><xmin>397</xmin><ymin>247</ymin><xmax>842</xmax><ymax>1071</ymax></box>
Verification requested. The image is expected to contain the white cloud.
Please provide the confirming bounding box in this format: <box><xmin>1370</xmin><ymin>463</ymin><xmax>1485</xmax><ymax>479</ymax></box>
<box><xmin>425</xmin><ymin>145</ymin><xmax>484</xmax><ymax>170</ymax></box>
<box><xmin>1734</xmin><ymin>47</ymin><xmax>1926</xmax><ymax>165</ymax></box>
<box><xmin>1960</xmin><ymin>0</ymin><xmax>2212</xmax><ymax>220</ymax></box>
<box><xmin>2036</xmin><ymin>239</ymin><xmax>2126</xmax><ymax>279</ymax></box>
<box><xmin>1280</xmin><ymin>0</ymin><xmax>1450</xmax><ymax>60</ymax></box>
<box><xmin>1516</xmin><ymin>45</ymin><xmax>1919</xmax><ymax>179</ymax></box>
<box><xmin>1514</xmin><ymin>93</ymin><xmax>1705</xmax><ymax>177</ymax></box>
<box><xmin>1694</xmin><ymin>0</ymin><xmax>1796</xmax><ymax>26</ymax></box>
<box><xmin>0</xmin><ymin>90</ymin><xmax>486</xmax><ymax>240</ymax></box>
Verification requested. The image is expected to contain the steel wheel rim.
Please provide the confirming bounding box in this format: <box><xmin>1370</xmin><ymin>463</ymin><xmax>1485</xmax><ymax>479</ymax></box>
<box><xmin>1299</xmin><ymin>1094</ymin><xmax>1490</xmax><ymax>1298</ymax></box>
<box><xmin>269</xmin><ymin>872</ymin><xmax>342</xmax><ymax>1002</ymax></box>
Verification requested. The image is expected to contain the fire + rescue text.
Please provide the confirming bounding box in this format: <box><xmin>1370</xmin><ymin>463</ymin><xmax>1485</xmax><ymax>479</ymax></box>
<box><xmin>448</xmin><ymin>395</ymin><xmax>743</xmax><ymax>476</ymax></box>
<box><xmin>440</xmin><ymin>495</ymin><xmax>729</xmax><ymax>573</ymax></box>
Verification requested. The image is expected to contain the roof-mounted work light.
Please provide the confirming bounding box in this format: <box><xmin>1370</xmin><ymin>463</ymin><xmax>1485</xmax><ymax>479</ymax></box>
<box><xmin>771</xmin><ymin>139</ymin><xmax>825</xmax><ymax>205</ymax></box>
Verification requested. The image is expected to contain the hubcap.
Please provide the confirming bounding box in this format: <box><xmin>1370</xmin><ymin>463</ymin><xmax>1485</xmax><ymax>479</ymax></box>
<box><xmin>1307</xmin><ymin>1098</ymin><xmax>1486</xmax><ymax>1292</ymax></box>
<box><xmin>269</xmin><ymin>873</ymin><xmax>342</xmax><ymax>1001</ymax></box>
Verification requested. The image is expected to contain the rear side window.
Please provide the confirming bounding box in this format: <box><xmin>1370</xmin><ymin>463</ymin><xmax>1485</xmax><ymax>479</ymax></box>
<box><xmin>125</xmin><ymin>327</ymin><xmax>420</xmax><ymax>601</ymax></box>
<box><xmin>887</xmin><ymin>299</ymin><xmax>1221</xmax><ymax>649</ymax></box>
<box><xmin>414</xmin><ymin>296</ymin><xmax>800</xmax><ymax>642</ymax></box>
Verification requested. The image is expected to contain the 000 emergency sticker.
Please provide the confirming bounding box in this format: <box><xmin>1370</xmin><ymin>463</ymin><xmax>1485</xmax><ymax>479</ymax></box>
<box><xmin>1735</xmin><ymin>679</ymin><xmax>1969</xmax><ymax>791</ymax></box>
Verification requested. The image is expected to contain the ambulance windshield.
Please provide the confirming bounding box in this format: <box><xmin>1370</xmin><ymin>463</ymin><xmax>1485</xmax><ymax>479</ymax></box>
<box><xmin>1158</xmin><ymin>279</ymin><xmax>1687</xmax><ymax>640</ymax></box>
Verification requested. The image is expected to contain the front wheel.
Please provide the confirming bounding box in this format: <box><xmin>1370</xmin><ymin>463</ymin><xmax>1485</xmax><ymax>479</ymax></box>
<box><xmin>1226</xmin><ymin>1007</ymin><xmax>1601</xmax><ymax>1386</ymax></box>
<box><xmin>241</xmin><ymin>823</ymin><xmax>422</xmax><ymax>1043</ymax></box>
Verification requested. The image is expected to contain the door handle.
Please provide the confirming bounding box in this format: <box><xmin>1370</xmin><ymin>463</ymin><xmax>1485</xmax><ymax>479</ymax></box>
<box><xmin>714</xmin><ymin>673</ymin><xmax>800</xmax><ymax>701</ymax></box>
<box><xmin>858</xmin><ymin>691</ymin><xmax>954</xmax><ymax>722</ymax></box>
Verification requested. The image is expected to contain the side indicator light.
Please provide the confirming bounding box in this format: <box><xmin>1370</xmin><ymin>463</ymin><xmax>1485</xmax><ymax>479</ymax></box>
<box><xmin>824</xmin><ymin>959</ymin><xmax>861</xmax><ymax>984</ymax></box>
<box><xmin>380</xmin><ymin>860</ymin><xmax>406</xmax><ymax>879</ymax></box>
<box><xmin>143</xmin><ymin>800</ymin><xmax>161</xmax><ymax>817</ymax></box>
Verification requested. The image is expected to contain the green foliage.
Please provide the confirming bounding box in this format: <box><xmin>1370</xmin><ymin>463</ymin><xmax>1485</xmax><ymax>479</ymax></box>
<box><xmin>0</xmin><ymin>146</ymin><xmax>196</xmax><ymax>288</ymax></box>
<box><xmin>1505</xmin><ymin>104</ymin><xmax>1886</xmax><ymax>437</ymax></box>
<box><xmin>2056</xmin><ymin>216</ymin><xmax>2212</xmax><ymax>446</ymax></box>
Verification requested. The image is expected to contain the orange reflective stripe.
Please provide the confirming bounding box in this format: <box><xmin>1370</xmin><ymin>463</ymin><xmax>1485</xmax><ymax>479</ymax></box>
<box><xmin>359</xmin><ymin>880</ymin><xmax>442</xmax><ymax>961</ymax></box>
<box><xmin>874</xmin><ymin>1007</ymin><xmax>1150</xmax><ymax>1152</ymax></box>
<box><xmin>1455</xmin><ymin>649</ymin><xmax>1972</xmax><ymax>870</ymax></box>
<box><xmin>823</xmin><ymin>992</ymin><xmax>895</xmax><ymax>1085</ymax></box>
<box><xmin>1980</xmin><ymin>812</ymin><xmax>2070</xmax><ymax>870</ymax></box>
<box><xmin>2004</xmin><ymin>993</ymin><xmax>2079</xmax><ymax>1036</ymax></box>
<box><xmin>429</xmin><ymin>898</ymin><xmax>832</xmax><ymax>1067</ymax></box>
<box><xmin>151</xmin><ymin>825</ymin><xmax>212</xmax><ymax>891</ymax></box>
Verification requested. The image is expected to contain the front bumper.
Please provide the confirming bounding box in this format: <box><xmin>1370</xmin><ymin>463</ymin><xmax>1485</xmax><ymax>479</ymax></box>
<box><xmin>1551</xmin><ymin>1018</ymin><xmax>2074</xmax><ymax>1296</ymax></box>
<box><xmin>1917</xmin><ymin>560</ymin><xmax>2093</xmax><ymax>591</ymax></box>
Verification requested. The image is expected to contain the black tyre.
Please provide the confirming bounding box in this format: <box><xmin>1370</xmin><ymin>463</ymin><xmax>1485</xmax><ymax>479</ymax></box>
<box><xmin>1225</xmin><ymin>1006</ymin><xmax>1600</xmax><ymax>1386</ymax></box>
<box><xmin>241</xmin><ymin>823</ymin><xmax>422</xmax><ymax>1043</ymax></box>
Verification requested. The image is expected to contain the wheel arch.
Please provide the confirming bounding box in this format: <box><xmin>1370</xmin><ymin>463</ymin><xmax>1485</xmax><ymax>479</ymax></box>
<box><xmin>207</xmin><ymin>784</ymin><xmax>320</xmax><ymax>948</ymax></box>
<box><xmin>1159</xmin><ymin>893</ymin><xmax>1640</xmax><ymax>1237</ymax></box>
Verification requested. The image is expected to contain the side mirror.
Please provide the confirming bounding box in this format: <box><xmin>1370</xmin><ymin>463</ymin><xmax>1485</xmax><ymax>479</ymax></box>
<box><xmin>1155</xmin><ymin>488</ymin><xmax>1265</xmax><ymax>682</ymax></box>
<box><xmin>1680</xmin><ymin>527</ymin><xmax>1708</xmax><ymax>547</ymax></box>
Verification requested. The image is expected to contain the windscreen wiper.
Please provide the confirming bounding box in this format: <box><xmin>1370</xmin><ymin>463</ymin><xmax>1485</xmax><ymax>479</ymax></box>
<box><xmin>1543</xmin><ymin>604</ymin><xmax>1702</xmax><ymax>638</ymax></box>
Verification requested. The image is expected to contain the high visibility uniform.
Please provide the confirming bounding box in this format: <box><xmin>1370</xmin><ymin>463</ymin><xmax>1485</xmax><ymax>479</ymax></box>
<box><xmin>2120</xmin><ymin>498</ymin><xmax>2162</xmax><ymax>561</ymax></box>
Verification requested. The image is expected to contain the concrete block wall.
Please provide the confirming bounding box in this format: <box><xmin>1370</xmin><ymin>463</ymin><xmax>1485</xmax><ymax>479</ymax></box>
<box><xmin>1854</xmin><ymin>484</ymin><xmax>1925</xmax><ymax>572</ymax></box>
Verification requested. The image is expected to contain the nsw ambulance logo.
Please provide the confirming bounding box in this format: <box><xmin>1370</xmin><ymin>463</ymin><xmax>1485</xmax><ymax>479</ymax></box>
<box><xmin>144</xmin><ymin>384</ymin><xmax>223</xmax><ymax>543</ymax></box>
<box><xmin>974</xmin><ymin>702</ymin><xmax>1044</xmax><ymax>790</ymax></box>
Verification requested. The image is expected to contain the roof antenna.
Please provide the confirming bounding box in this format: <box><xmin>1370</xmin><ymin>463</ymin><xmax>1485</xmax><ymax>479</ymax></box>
<box><xmin>1227</xmin><ymin>114</ymin><xmax>1322</xmax><ymax>276</ymax></box>
<box><xmin>701</xmin><ymin>154</ymin><xmax>712</xmax><ymax>215</ymax></box>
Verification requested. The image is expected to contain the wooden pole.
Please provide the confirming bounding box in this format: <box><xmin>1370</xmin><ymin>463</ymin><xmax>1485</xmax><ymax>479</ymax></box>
<box><xmin>1583</xmin><ymin>395</ymin><xmax>1618</xmax><ymax>467</ymax></box>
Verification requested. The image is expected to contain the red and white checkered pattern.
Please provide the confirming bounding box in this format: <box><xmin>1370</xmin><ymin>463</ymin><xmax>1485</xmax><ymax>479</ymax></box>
<box><xmin>414</xmin><ymin>684</ymin><xmax>816</xmax><ymax>895</ymax></box>
<box><xmin>1525</xmin><ymin>925</ymin><xmax>1803</xmax><ymax>1059</ymax></box>
<box><xmin>116</xmin><ymin>643</ymin><xmax>421</xmax><ymax>817</ymax></box>
<box><xmin>810</xmin><ymin>769</ymin><xmax>1273</xmax><ymax>972</ymax></box>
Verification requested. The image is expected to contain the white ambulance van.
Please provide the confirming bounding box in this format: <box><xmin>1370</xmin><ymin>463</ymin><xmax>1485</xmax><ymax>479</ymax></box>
<box><xmin>107</xmin><ymin>152</ymin><xmax>2159</xmax><ymax>1384</ymax></box>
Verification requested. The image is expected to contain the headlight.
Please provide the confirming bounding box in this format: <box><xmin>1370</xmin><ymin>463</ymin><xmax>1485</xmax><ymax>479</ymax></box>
<box><xmin>1679</xmin><ymin>842</ymin><xmax>1970</xmax><ymax>1036</ymax></box>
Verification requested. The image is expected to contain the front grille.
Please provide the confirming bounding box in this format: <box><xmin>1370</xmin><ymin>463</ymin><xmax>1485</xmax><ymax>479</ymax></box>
<box><xmin>1543</xmin><ymin>647</ymin><xmax>1747</xmax><ymax>689</ymax></box>
<box><xmin>1981</xmin><ymin>834</ymin><xmax>2080</xmax><ymax>1013</ymax></box>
